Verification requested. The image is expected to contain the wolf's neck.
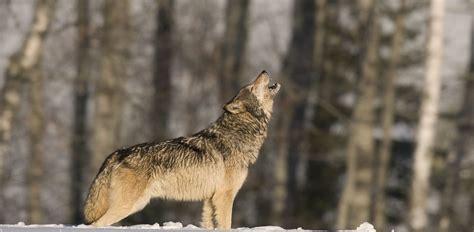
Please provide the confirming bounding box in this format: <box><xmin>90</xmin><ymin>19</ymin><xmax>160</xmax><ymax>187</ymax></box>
<box><xmin>216</xmin><ymin>111</ymin><xmax>269</xmax><ymax>138</ymax></box>
<box><xmin>199</xmin><ymin>111</ymin><xmax>270</xmax><ymax>166</ymax></box>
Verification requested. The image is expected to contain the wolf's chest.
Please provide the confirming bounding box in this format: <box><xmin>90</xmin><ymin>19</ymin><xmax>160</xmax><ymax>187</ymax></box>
<box><xmin>148</xmin><ymin>161</ymin><xmax>226</xmax><ymax>201</ymax></box>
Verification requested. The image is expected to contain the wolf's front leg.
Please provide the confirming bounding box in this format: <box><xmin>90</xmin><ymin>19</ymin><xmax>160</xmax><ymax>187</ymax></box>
<box><xmin>201</xmin><ymin>199</ymin><xmax>215</xmax><ymax>229</ymax></box>
<box><xmin>212</xmin><ymin>190</ymin><xmax>235</xmax><ymax>229</ymax></box>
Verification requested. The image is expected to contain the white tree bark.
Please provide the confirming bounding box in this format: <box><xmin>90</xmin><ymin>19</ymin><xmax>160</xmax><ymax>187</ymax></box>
<box><xmin>409</xmin><ymin>0</ymin><xmax>444</xmax><ymax>231</ymax></box>
<box><xmin>0</xmin><ymin>0</ymin><xmax>56</xmax><ymax>222</ymax></box>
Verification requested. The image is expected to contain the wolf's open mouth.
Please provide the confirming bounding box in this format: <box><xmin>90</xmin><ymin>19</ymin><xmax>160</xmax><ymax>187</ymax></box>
<box><xmin>268</xmin><ymin>83</ymin><xmax>278</xmax><ymax>90</ymax></box>
<box><xmin>268</xmin><ymin>82</ymin><xmax>281</xmax><ymax>96</ymax></box>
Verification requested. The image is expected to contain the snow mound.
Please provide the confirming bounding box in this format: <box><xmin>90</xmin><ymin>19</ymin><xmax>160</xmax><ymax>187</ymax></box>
<box><xmin>356</xmin><ymin>222</ymin><xmax>376</xmax><ymax>232</ymax></box>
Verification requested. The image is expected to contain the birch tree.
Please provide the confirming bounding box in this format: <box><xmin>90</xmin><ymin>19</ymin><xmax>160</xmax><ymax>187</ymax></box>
<box><xmin>409</xmin><ymin>0</ymin><xmax>444</xmax><ymax>231</ymax></box>
<box><xmin>0</xmin><ymin>0</ymin><xmax>56</xmax><ymax>223</ymax></box>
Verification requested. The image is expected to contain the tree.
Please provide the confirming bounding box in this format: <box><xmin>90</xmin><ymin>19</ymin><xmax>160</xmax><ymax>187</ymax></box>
<box><xmin>91</xmin><ymin>0</ymin><xmax>130</xmax><ymax>175</ymax></box>
<box><xmin>27</xmin><ymin>69</ymin><xmax>46</xmax><ymax>224</ymax></box>
<box><xmin>438</xmin><ymin>19</ymin><xmax>474</xmax><ymax>232</ymax></box>
<box><xmin>337</xmin><ymin>0</ymin><xmax>380</xmax><ymax>228</ymax></box>
<box><xmin>218</xmin><ymin>0</ymin><xmax>250</xmax><ymax>100</ymax></box>
<box><xmin>70</xmin><ymin>0</ymin><xmax>91</xmax><ymax>224</ymax></box>
<box><xmin>409</xmin><ymin>0</ymin><xmax>445</xmax><ymax>231</ymax></box>
<box><xmin>373</xmin><ymin>0</ymin><xmax>406</xmax><ymax>229</ymax></box>
<box><xmin>276</xmin><ymin>0</ymin><xmax>316</xmax><ymax>226</ymax></box>
<box><xmin>293</xmin><ymin>0</ymin><xmax>327</xmax><ymax>195</ymax></box>
<box><xmin>152</xmin><ymin>0</ymin><xmax>174</xmax><ymax>142</ymax></box>
<box><xmin>0</xmin><ymin>0</ymin><xmax>56</xmax><ymax>223</ymax></box>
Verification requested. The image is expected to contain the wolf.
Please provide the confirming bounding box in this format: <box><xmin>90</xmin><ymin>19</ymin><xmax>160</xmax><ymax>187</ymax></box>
<box><xmin>83</xmin><ymin>70</ymin><xmax>280</xmax><ymax>229</ymax></box>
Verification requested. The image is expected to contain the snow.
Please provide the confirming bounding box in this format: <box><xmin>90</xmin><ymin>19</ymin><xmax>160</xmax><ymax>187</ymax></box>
<box><xmin>243</xmin><ymin>226</ymin><xmax>285</xmax><ymax>230</ymax></box>
<box><xmin>0</xmin><ymin>222</ymin><xmax>376</xmax><ymax>232</ymax></box>
<box><xmin>356</xmin><ymin>222</ymin><xmax>376</xmax><ymax>232</ymax></box>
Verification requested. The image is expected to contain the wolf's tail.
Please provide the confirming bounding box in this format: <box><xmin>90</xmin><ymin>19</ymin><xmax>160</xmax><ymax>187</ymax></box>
<box><xmin>83</xmin><ymin>155</ymin><xmax>115</xmax><ymax>224</ymax></box>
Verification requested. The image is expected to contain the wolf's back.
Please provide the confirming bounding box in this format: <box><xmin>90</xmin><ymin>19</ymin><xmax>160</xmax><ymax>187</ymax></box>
<box><xmin>83</xmin><ymin>155</ymin><xmax>116</xmax><ymax>224</ymax></box>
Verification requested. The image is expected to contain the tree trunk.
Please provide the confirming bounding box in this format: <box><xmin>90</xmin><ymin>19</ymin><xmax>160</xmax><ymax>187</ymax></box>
<box><xmin>27</xmin><ymin>69</ymin><xmax>45</xmax><ymax>224</ymax></box>
<box><xmin>271</xmin><ymin>102</ymin><xmax>291</xmax><ymax>225</ymax></box>
<box><xmin>373</xmin><ymin>0</ymin><xmax>406</xmax><ymax>229</ymax></box>
<box><xmin>337</xmin><ymin>0</ymin><xmax>379</xmax><ymax>228</ymax></box>
<box><xmin>91</xmin><ymin>0</ymin><xmax>130</xmax><ymax>174</ymax></box>
<box><xmin>70</xmin><ymin>0</ymin><xmax>90</xmax><ymax>224</ymax></box>
<box><xmin>152</xmin><ymin>0</ymin><xmax>173</xmax><ymax>142</ymax></box>
<box><xmin>0</xmin><ymin>0</ymin><xmax>56</xmax><ymax>223</ymax></box>
<box><xmin>279</xmin><ymin>0</ymin><xmax>316</xmax><ymax>226</ymax></box>
<box><xmin>294</xmin><ymin>0</ymin><xmax>327</xmax><ymax>193</ymax></box>
<box><xmin>459</xmin><ymin>21</ymin><xmax>474</xmax><ymax>232</ymax></box>
<box><xmin>438</xmin><ymin>19</ymin><xmax>474</xmax><ymax>232</ymax></box>
<box><xmin>409</xmin><ymin>0</ymin><xmax>444</xmax><ymax>231</ymax></box>
<box><xmin>218</xmin><ymin>0</ymin><xmax>250</xmax><ymax>100</ymax></box>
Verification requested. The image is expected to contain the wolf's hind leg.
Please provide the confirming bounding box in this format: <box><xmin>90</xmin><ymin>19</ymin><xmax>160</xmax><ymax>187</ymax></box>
<box><xmin>92</xmin><ymin>168</ymin><xmax>150</xmax><ymax>226</ymax></box>
<box><xmin>201</xmin><ymin>199</ymin><xmax>215</xmax><ymax>229</ymax></box>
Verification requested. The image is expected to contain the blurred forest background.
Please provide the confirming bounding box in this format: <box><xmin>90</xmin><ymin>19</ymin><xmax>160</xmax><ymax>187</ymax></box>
<box><xmin>0</xmin><ymin>0</ymin><xmax>473</xmax><ymax>231</ymax></box>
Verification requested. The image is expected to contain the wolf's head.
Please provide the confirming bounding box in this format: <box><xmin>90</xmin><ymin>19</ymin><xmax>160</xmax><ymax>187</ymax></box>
<box><xmin>223</xmin><ymin>70</ymin><xmax>281</xmax><ymax>118</ymax></box>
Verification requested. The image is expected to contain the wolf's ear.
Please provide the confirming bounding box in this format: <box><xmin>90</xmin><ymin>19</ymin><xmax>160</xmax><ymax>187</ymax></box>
<box><xmin>224</xmin><ymin>100</ymin><xmax>245</xmax><ymax>114</ymax></box>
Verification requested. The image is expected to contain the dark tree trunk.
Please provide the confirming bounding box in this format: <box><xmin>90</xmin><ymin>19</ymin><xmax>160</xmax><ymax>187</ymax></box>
<box><xmin>373</xmin><ymin>0</ymin><xmax>406</xmax><ymax>229</ymax></box>
<box><xmin>270</xmin><ymin>98</ymin><xmax>291</xmax><ymax>226</ymax></box>
<box><xmin>219</xmin><ymin>0</ymin><xmax>250</xmax><ymax>100</ymax></box>
<box><xmin>27</xmin><ymin>69</ymin><xmax>45</xmax><ymax>224</ymax></box>
<box><xmin>337</xmin><ymin>0</ymin><xmax>380</xmax><ymax>228</ymax></box>
<box><xmin>71</xmin><ymin>0</ymin><xmax>90</xmax><ymax>224</ymax></box>
<box><xmin>294</xmin><ymin>0</ymin><xmax>327</xmax><ymax>194</ymax></box>
<box><xmin>278</xmin><ymin>0</ymin><xmax>316</xmax><ymax>227</ymax></box>
<box><xmin>152</xmin><ymin>0</ymin><xmax>174</xmax><ymax>142</ymax></box>
<box><xmin>91</xmin><ymin>0</ymin><xmax>130</xmax><ymax>174</ymax></box>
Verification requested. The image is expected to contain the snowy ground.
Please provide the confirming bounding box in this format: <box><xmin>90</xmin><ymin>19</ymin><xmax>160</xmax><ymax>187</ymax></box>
<box><xmin>0</xmin><ymin>222</ymin><xmax>376</xmax><ymax>232</ymax></box>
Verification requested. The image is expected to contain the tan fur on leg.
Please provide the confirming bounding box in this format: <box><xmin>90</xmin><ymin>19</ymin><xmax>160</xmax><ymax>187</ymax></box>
<box><xmin>212</xmin><ymin>190</ymin><xmax>234</xmax><ymax>229</ymax></box>
<box><xmin>201</xmin><ymin>199</ymin><xmax>215</xmax><ymax>229</ymax></box>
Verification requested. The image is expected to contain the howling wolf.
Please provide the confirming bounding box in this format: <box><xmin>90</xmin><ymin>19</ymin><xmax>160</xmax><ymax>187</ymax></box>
<box><xmin>84</xmin><ymin>70</ymin><xmax>281</xmax><ymax>229</ymax></box>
